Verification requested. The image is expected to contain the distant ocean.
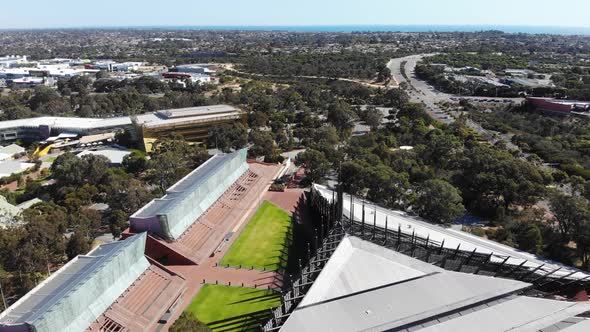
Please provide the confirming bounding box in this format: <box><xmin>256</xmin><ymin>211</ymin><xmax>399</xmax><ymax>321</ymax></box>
<box><xmin>6</xmin><ymin>25</ymin><xmax>590</xmax><ymax>36</ymax></box>
<box><xmin>115</xmin><ymin>25</ymin><xmax>590</xmax><ymax>36</ymax></box>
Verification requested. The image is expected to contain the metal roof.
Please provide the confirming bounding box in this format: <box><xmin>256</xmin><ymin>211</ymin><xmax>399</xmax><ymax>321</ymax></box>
<box><xmin>561</xmin><ymin>319</ymin><xmax>590</xmax><ymax>331</ymax></box>
<box><xmin>300</xmin><ymin>236</ymin><xmax>442</xmax><ymax>306</ymax></box>
<box><xmin>313</xmin><ymin>184</ymin><xmax>590</xmax><ymax>281</ymax></box>
<box><xmin>76</xmin><ymin>148</ymin><xmax>131</xmax><ymax>165</ymax></box>
<box><xmin>156</xmin><ymin>105</ymin><xmax>238</xmax><ymax>119</ymax></box>
<box><xmin>0</xmin><ymin>233</ymin><xmax>149</xmax><ymax>327</ymax></box>
<box><xmin>132</xmin><ymin>152</ymin><xmax>228</xmax><ymax>218</ymax></box>
<box><xmin>130</xmin><ymin>149</ymin><xmax>249</xmax><ymax>240</ymax></box>
<box><xmin>0</xmin><ymin>160</ymin><xmax>35</xmax><ymax>177</ymax></box>
<box><xmin>0</xmin><ymin>105</ymin><xmax>241</xmax><ymax>135</ymax></box>
<box><xmin>418</xmin><ymin>296</ymin><xmax>590</xmax><ymax>332</ymax></box>
<box><xmin>136</xmin><ymin>106</ymin><xmax>242</xmax><ymax>129</ymax></box>
<box><xmin>0</xmin><ymin>116</ymin><xmax>132</xmax><ymax>131</ymax></box>
<box><xmin>0</xmin><ymin>144</ymin><xmax>25</xmax><ymax>156</ymax></box>
<box><xmin>281</xmin><ymin>236</ymin><xmax>532</xmax><ymax>332</ymax></box>
<box><xmin>281</xmin><ymin>235</ymin><xmax>590</xmax><ymax>332</ymax></box>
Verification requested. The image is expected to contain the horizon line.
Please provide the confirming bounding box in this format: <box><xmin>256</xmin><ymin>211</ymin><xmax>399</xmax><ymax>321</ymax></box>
<box><xmin>1</xmin><ymin>23</ymin><xmax>590</xmax><ymax>32</ymax></box>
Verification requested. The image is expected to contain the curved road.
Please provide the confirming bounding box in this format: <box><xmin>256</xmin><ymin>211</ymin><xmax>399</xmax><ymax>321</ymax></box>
<box><xmin>388</xmin><ymin>54</ymin><xmax>568</xmax><ymax>190</ymax></box>
<box><xmin>388</xmin><ymin>55</ymin><xmax>524</xmax><ymax>146</ymax></box>
<box><xmin>388</xmin><ymin>55</ymin><xmax>454</xmax><ymax>124</ymax></box>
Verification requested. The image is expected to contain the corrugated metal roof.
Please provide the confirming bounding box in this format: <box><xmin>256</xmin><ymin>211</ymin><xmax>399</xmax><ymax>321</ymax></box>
<box><xmin>157</xmin><ymin>105</ymin><xmax>238</xmax><ymax>119</ymax></box>
<box><xmin>560</xmin><ymin>319</ymin><xmax>590</xmax><ymax>331</ymax></box>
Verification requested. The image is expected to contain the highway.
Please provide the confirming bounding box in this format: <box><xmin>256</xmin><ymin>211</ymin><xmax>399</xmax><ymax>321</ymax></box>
<box><xmin>388</xmin><ymin>55</ymin><xmax>453</xmax><ymax>124</ymax></box>
<box><xmin>388</xmin><ymin>55</ymin><xmax>569</xmax><ymax>190</ymax></box>
<box><xmin>388</xmin><ymin>55</ymin><xmax>525</xmax><ymax>142</ymax></box>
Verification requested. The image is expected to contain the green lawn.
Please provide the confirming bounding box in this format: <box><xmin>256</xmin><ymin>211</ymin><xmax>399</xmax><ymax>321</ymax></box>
<box><xmin>185</xmin><ymin>285</ymin><xmax>280</xmax><ymax>331</ymax></box>
<box><xmin>220</xmin><ymin>201</ymin><xmax>291</xmax><ymax>271</ymax></box>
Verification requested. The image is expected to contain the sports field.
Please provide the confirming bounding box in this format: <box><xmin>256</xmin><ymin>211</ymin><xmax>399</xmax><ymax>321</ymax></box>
<box><xmin>220</xmin><ymin>201</ymin><xmax>292</xmax><ymax>271</ymax></box>
<box><xmin>185</xmin><ymin>284</ymin><xmax>280</xmax><ymax>331</ymax></box>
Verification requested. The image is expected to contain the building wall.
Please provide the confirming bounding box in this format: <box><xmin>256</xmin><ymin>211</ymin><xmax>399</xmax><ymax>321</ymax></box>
<box><xmin>140</xmin><ymin>115</ymin><xmax>242</xmax><ymax>152</ymax></box>
<box><xmin>144</xmin><ymin>235</ymin><xmax>197</xmax><ymax>265</ymax></box>
<box><xmin>129</xmin><ymin>149</ymin><xmax>248</xmax><ymax>241</ymax></box>
<box><xmin>165</xmin><ymin>150</ymin><xmax>248</xmax><ymax>240</ymax></box>
<box><xmin>30</xmin><ymin>234</ymin><xmax>150</xmax><ymax>332</ymax></box>
<box><xmin>527</xmin><ymin>98</ymin><xmax>573</xmax><ymax>114</ymax></box>
<box><xmin>0</xmin><ymin>123</ymin><xmax>134</xmax><ymax>144</ymax></box>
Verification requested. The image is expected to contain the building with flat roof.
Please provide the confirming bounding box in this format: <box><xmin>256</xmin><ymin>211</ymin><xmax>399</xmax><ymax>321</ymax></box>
<box><xmin>169</xmin><ymin>64</ymin><xmax>215</xmax><ymax>74</ymax></box>
<box><xmin>0</xmin><ymin>160</ymin><xmax>35</xmax><ymax>178</ymax></box>
<box><xmin>527</xmin><ymin>97</ymin><xmax>590</xmax><ymax>115</ymax></box>
<box><xmin>134</xmin><ymin>105</ymin><xmax>243</xmax><ymax>151</ymax></box>
<box><xmin>0</xmin><ymin>144</ymin><xmax>25</xmax><ymax>161</ymax></box>
<box><xmin>0</xmin><ymin>105</ymin><xmax>244</xmax><ymax>151</ymax></box>
<box><xmin>277</xmin><ymin>236</ymin><xmax>590</xmax><ymax>332</ymax></box>
<box><xmin>0</xmin><ymin>56</ymin><xmax>27</xmax><ymax>68</ymax></box>
<box><xmin>0</xmin><ymin>116</ymin><xmax>133</xmax><ymax>143</ymax></box>
<box><xmin>130</xmin><ymin>149</ymin><xmax>249</xmax><ymax>241</ymax></box>
<box><xmin>76</xmin><ymin>148</ymin><xmax>131</xmax><ymax>166</ymax></box>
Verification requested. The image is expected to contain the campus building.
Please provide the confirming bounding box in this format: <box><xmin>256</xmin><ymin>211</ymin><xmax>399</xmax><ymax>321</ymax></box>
<box><xmin>134</xmin><ymin>105</ymin><xmax>243</xmax><ymax>152</ymax></box>
<box><xmin>0</xmin><ymin>105</ymin><xmax>244</xmax><ymax>151</ymax></box>
<box><xmin>0</xmin><ymin>56</ymin><xmax>27</xmax><ymax>68</ymax></box>
<box><xmin>0</xmin><ymin>148</ymin><xmax>282</xmax><ymax>332</ymax></box>
<box><xmin>527</xmin><ymin>97</ymin><xmax>590</xmax><ymax>115</ymax></box>
<box><xmin>130</xmin><ymin>149</ymin><xmax>249</xmax><ymax>241</ymax></box>
<box><xmin>262</xmin><ymin>184</ymin><xmax>590</xmax><ymax>331</ymax></box>
<box><xmin>0</xmin><ymin>233</ymin><xmax>187</xmax><ymax>332</ymax></box>
<box><xmin>0</xmin><ymin>116</ymin><xmax>134</xmax><ymax>143</ymax></box>
<box><xmin>169</xmin><ymin>64</ymin><xmax>215</xmax><ymax>75</ymax></box>
<box><xmin>278</xmin><ymin>236</ymin><xmax>590</xmax><ymax>331</ymax></box>
<box><xmin>128</xmin><ymin>149</ymin><xmax>280</xmax><ymax>264</ymax></box>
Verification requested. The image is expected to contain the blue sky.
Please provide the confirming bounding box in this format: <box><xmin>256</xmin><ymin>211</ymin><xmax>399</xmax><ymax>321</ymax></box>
<box><xmin>2</xmin><ymin>0</ymin><xmax>590</xmax><ymax>29</ymax></box>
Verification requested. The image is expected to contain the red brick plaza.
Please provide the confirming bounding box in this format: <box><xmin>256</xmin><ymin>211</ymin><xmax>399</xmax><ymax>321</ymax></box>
<box><xmin>114</xmin><ymin>160</ymin><xmax>306</xmax><ymax>331</ymax></box>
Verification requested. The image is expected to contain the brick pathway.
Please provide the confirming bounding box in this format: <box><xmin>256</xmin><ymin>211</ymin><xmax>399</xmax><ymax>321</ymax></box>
<box><xmin>159</xmin><ymin>163</ymin><xmax>287</xmax><ymax>331</ymax></box>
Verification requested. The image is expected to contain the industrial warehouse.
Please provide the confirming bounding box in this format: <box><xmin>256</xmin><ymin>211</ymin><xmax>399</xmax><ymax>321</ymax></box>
<box><xmin>0</xmin><ymin>104</ymin><xmax>244</xmax><ymax>151</ymax></box>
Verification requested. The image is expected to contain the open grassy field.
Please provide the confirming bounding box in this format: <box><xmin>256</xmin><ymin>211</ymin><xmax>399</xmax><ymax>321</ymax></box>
<box><xmin>220</xmin><ymin>201</ymin><xmax>292</xmax><ymax>271</ymax></box>
<box><xmin>185</xmin><ymin>284</ymin><xmax>280</xmax><ymax>331</ymax></box>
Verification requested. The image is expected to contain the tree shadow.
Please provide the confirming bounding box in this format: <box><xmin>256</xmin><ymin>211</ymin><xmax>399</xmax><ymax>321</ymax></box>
<box><xmin>206</xmin><ymin>308</ymin><xmax>274</xmax><ymax>332</ymax></box>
